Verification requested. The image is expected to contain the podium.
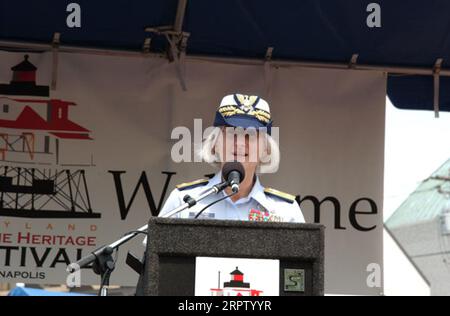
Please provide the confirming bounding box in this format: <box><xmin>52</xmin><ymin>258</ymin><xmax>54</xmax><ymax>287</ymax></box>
<box><xmin>138</xmin><ymin>217</ymin><xmax>324</xmax><ymax>296</ymax></box>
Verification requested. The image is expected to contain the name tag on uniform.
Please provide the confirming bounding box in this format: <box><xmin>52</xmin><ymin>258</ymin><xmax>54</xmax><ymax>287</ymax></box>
<box><xmin>189</xmin><ymin>212</ymin><xmax>216</xmax><ymax>220</ymax></box>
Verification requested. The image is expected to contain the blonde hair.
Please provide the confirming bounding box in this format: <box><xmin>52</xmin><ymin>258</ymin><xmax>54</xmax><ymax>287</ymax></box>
<box><xmin>198</xmin><ymin>127</ymin><xmax>280</xmax><ymax>174</ymax></box>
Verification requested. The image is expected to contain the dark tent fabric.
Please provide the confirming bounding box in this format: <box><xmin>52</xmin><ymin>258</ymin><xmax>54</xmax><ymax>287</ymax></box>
<box><xmin>388</xmin><ymin>76</ymin><xmax>450</xmax><ymax>111</ymax></box>
<box><xmin>0</xmin><ymin>0</ymin><xmax>449</xmax><ymax>111</ymax></box>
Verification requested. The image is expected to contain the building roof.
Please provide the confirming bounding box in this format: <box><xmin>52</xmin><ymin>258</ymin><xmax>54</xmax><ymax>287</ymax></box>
<box><xmin>11</xmin><ymin>55</ymin><xmax>37</xmax><ymax>71</ymax></box>
<box><xmin>230</xmin><ymin>267</ymin><xmax>243</xmax><ymax>275</ymax></box>
<box><xmin>386</xmin><ymin>159</ymin><xmax>450</xmax><ymax>229</ymax></box>
<box><xmin>0</xmin><ymin>106</ymin><xmax>90</xmax><ymax>133</ymax></box>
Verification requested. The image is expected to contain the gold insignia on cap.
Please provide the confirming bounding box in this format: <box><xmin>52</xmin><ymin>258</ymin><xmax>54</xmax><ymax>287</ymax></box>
<box><xmin>253</xmin><ymin>109</ymin><xmax>271</xmax><ymax>123</ymax></box>
<box><xmin>218</xmin><ymin>105</ymin><xmax>246</xmax><ymax>117</ymax></box>
<box><xmin>176</xmin><ymin>179</ymin><xmax>209</xmax><ymax>191</ymax></box>
<box><xmin>236</xmin><ymin>94</ymin><xmax>260</xmax><ymax>112</ymax></box>
<box><xmin>264</xmin><ymin>188</ymin><xmax>296</xmax><ymax>204</ymax></box>
<box><xmin>218</xmin><ymin>104</ymin><xmax>271</xmax><ymax>124</ymax></box>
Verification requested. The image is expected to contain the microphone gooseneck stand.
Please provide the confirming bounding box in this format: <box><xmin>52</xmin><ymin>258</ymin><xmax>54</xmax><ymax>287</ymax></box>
<box><xmin>67</xmin><ymin>180</ymin><xmax>231</xmax><ymax>296</ymax></box>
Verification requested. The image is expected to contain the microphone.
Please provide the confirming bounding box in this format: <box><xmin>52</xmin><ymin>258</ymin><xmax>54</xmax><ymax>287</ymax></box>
<box><xmin>193</xmin><ymin>163</ymin><xmax>245</xmax><ymax>219</ymax></box>
<box><xmin>222</xmin><ymin>162</ymin><xmax>246</xmax><ymax>193</ymax></box>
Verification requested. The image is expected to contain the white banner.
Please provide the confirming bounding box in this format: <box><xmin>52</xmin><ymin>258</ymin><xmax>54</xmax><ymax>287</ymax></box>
<box><xmin>0</xmin><ymin>51</ymin><xmax>385</xmax><ymax>295</ymax></box>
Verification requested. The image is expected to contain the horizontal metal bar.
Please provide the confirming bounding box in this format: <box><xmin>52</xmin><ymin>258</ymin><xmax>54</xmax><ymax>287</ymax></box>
<box><xmin>0</xmin><ymin>39</ymin><xmax>448</xmax><ymax>77</ymax></box>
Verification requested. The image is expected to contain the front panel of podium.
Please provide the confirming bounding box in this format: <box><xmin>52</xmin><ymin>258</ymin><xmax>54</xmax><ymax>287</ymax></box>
<box><xmin>141</xmin><ymin>218</ymin><xmax>324</xmax><ymax>296</ymax></box>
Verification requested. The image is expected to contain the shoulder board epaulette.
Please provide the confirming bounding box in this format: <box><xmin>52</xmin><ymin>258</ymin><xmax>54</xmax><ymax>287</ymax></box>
<box><xmin>264</xmin><ymin>188</ymin><xmax>296</xmax><ymax>204</ymax></box>
<box><xmin>176</xmin><ymin>179</ymin><xmax>209</xmax><ymax>191</ymax></box>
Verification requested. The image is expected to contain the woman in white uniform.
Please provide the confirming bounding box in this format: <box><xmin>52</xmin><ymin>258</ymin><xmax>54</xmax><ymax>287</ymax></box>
<box><xmin>159</xmin><ymin>93</ymin><xmax>305</xmax><ymax>223</ymax></box>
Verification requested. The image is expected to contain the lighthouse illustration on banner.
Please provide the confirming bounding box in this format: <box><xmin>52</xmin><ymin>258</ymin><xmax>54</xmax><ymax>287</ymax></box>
<box><xmin>0</xmin><ymin>55</ymin><xmax>92</xmax><ymax>165</ymax></box>
<box><xmin>0</xmin><ymin>55</ymin><xmax>100</xmax><ymax>219</ymax></box>
<box><xmin>195</xmin><ymin>257</ymin><xmax>280</xmax><ymax>296</ymax></box>
<box><xmin>210</xmin><ymin>267</ymin><xmax>263</xmax><ymax>296</ymax></box>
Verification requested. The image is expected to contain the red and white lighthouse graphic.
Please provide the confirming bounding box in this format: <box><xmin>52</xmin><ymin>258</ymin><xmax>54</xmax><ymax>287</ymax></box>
<box><xmin>210</xmin><ymin>267</ymin><xmax>263</xmax><ymax>296</ymax></box>
<box><xmin>0</xmin><ymin>55</ymin><xmax>92</xmax><ymax>163</ymax></box>
<box><xmin>0</xmin><ymin>54</ymin><xmax>49</xmax><ymax>97</ymax></box>
<box><xmin>0</xmin><ymin>55</ymin><xmax>99</xmax><ymax>219</ymax></box>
